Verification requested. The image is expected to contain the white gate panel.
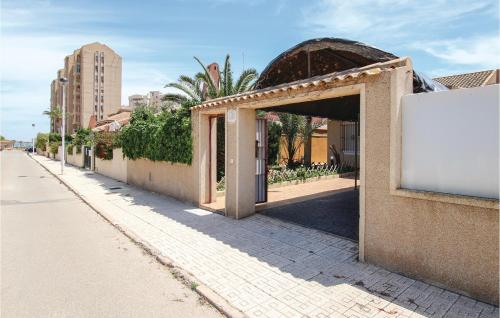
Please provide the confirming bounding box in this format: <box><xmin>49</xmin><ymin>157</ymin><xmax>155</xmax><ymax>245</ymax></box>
<box><xmin>401</xmin><ymin>85</ymin><xmax>499</xmax><ymax>199</ymax></box>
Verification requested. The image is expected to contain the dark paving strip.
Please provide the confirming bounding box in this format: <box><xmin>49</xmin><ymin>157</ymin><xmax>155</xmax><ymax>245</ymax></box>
<box><xmin>261</xmin><ymin>189</ymin><xmax>359</xmax><ymax>241</ymax></box>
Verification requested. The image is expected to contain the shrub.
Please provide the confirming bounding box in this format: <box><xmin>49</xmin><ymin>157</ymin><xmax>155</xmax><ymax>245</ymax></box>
<box><xmin>35</xmin><ymin>133</ymin><xmax>49</xmax><ymax>151</ymax></box>
<box><xmin>49</xmin><ymin>141</ymin><xmax>60</xmax><ymax>156</ymax></box>
<box><xmin>48</xmin><ymin>132</ymin><xmax>61</xmax><ymax>143</ymax></box>
<box><xmin>72</xmin><ymin>128</ymin><xmax>92</xmax><ymax>153</ymax></box>
<box><xmin>119</xmin><ymin>106</ymin><xmax>192</xmax><ymax>164</ymax></box>
<box><xmin>94</xmin><ymin>131</ymin><xmax>116</xmax><ymax>160</ymax></box>
<box><xmin>67</xmin><ymin>143</ymin><xmax>74</xmax><ymax>154</ymax></box>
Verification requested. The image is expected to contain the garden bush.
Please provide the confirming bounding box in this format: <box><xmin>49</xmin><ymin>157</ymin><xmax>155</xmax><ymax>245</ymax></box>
<box><xmin>35</xmin><ymin>133</ymin><xmax>49</xmax><ymax>151</ymax></box>
<box><xmin>119</xmin><ymin>106</ymin><xmax>192</xmax><ymax>164</ymax></box>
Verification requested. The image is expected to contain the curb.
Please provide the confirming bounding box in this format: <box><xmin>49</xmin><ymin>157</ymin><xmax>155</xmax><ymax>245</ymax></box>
<box><xmin>29</xmin><ymin>154</ymin><xmax>247</xmax><ymax>318</ymax></box>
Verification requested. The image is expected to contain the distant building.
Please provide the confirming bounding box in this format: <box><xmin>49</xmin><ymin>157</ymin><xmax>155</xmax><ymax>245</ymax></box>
<box><xmin>433</xmin><ymin>69</ymin><xmax>499</xmax><ymax>89</ymax></box>
<box><xmin>0</xmin><ymin>140</ymin><xmax>15</xmax><ymax>150</ymax></box>
<box><xmin>50</xmin><ymin>42</ymin><xmax>122</xmax><ymax>133</ymax></box>
<box><xmin>128</xmin><ymin>91</ymin><xmax>165</xmax><ymax>108</ymax></box>
<box><xmin>128</xmin><ymin>94</ymin><xmax>148</xmax><ymax>108</ymax></box>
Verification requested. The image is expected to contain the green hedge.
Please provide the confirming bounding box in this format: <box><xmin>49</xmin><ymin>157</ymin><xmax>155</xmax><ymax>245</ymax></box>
<box><xmin>119</xmin><ymin>107</ymin><xmax>192</xmax><ymax>164</ymax></box>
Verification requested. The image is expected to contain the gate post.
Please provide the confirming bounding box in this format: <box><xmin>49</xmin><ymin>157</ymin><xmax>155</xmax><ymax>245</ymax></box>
<box><xmin>225</xmin><ymin>107</ymin><xmax>256</xmax><ymax>219</ymax></box>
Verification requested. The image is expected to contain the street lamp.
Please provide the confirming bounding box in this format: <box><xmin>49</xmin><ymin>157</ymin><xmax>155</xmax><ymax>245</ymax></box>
<box><xmin>32</xmin><ymin>123</ymin><xmax>35</xmax><ymax>155</ymax></box>
<box><xmin>59</xmin><ymin>77</ymin><xmax>68</xmax><ymax>174</ymax></box>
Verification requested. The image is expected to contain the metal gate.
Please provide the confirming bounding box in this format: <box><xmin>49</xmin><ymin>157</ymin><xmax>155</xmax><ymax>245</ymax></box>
<box><xmin>255</xmin><ymin>118</ymin><xmax>267</xmax><ymax>203</ymax></box>
<box><xmin>84</xmin><ymin>146</ymin><xmax>92</xmax><ymax>169</ymax></box>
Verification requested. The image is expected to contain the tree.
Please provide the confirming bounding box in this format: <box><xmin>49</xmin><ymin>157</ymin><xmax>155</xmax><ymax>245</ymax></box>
<box><xmin>163</xmin><ymin>54</ymin><xmax>258</xmax><ymax>178</ymax></box>
<box><xmin>163</xmin><ymin>54</ymin><xmax>258</xmax><ymax>105</ymax></box>
<box><xmin>278</xmin><ymin>113</ymin><xmax>323</xmax><ymax>167</ymax></box>
<box><xmin>43</xmin><ymin>107</ymin><xmax>63</xmax><ymax>121</ymax></box>
<box><xmin>0</xmin><ymin>135</ymin><xmax>5</xmax><ymax>140</ymax></box>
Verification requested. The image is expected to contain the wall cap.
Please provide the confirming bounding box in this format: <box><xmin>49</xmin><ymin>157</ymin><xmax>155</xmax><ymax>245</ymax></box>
<box><xmin>391</xmin><ymin>188</ymin><xmax>499</xmax><ymax>210</ymax></box>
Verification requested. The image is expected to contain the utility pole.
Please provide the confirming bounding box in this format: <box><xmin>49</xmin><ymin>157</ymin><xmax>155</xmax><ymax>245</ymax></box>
<box><xmin>32</xmin><ymin>123</ymin><xmax>35</xmax><ymax>155</ymax></box>
<box><xmin>59</xmin><ymin>77</ymin><xmax>68</xmax><ymax>175</ymax></box>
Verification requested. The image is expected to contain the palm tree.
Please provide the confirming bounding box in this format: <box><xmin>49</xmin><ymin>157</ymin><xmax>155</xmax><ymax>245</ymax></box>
<box><xmin>278</xmin><ymin>113</ymin><xmax>324</xmax><ymax>167</ymax></box>
<box><xmin>163</xmin><ymin>54</ymin><xmax>258</xmax><ymax>105</ymax></box>
<box><xmin>43</xmin><ymin>107</ymin><xmax>63</xmax><ymax>121</ymax></box>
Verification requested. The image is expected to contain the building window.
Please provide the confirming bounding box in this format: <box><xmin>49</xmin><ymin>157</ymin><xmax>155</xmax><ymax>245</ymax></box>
<box><xmin>101</xmin><ymin>76</ymin><xmax>104</xmax><ymax>82</ymax></box>
<box><xmin>95</xmin><ymin>95</ymin><xmax>98</xmax><ymax>102</ymax></box>
<box><xmin>95</xmin><ymin>55</ymin><xmax>99</xmax><ymax>62</ymax></box>
<box><xmin>100</xmin><ymin>105</ymin><xmax>103</xmax><ymax>113</ymax></box>
<box><xmin>95</xmin><ymin>75</ymin><xmax>98</xmax><ymax>82</ymax></box>
<box><xmin>100</xmin><ymin>114</ymin><xmax>103</xmax><ymax>120</ymax></box>
<box><xmin>76</xmin><ymin>64</ymin><xmax>80</xmax><ymax>73</ymax></box>
<box><xmin>95</xmin><ymin>105</ymin><xmax>98</xmax><ymax>112</ymax></box>
<box><xmin>95</xmin><ymin>65</ymin><xmax>98</xmax><ymax>72</ymax></box>
<box><xmin>341</xmin><ymin>122</ymin><xmax>359</xmax><ymax>154</ymax></box>
<box><xmin>101</xmin><ymin>66</ymin><xmax>104</xmax><ymax>72</ymax></box>
<box><xmin>100</xmin><ymin>95</ymin><xmax>104</xmax><ymax>103</ymax></box>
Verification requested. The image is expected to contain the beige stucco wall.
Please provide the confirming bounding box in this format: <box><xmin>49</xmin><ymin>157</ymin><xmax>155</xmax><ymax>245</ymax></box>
<box><xmin>127</xmin><ymin>158</ymin><xmax>196</xmax><ymax>203</ymax></box>
<box><xmin>363</xmin><ymin>67</ymin><xmax>499</xmax><ymax>305</ymax></box>
<box><xmin>327</xmin><ymin>120</ymin><xmax>359</xmax><ymax>166</ymax></box>
<box><xmin>66</xmin><ymin>146</ymin><xmax>84</xmax><ymax>167</ymax></box>
<box><xmin>94</xmin><ymin>148</ymin><xmax>127</xmax><ymax>182</ymax></box>
<box><xmin>55</xmin><ymin>146</ymin><xmax>63</xmax><ymax>161</ymax></box>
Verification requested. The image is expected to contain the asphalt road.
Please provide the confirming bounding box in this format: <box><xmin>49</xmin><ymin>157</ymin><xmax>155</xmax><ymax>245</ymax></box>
<box><xmin>1</xmin><ymin>151</ymin><xmax>222</xmax><ymax>318</ymax></box>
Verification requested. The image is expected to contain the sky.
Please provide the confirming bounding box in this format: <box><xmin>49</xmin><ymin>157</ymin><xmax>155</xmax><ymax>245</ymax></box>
<box><xmin>1</xmin><ymin>0</ymin><xmax>499</xmax><ymax>141</ymax></box>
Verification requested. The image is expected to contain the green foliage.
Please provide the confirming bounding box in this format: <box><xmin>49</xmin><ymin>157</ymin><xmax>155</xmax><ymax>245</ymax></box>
<box><xmin>35</xmin><ymin>133</ymin><xmax>49</xmax><ymax>151</ymax></box>
<box><xmin>94</xmin><ymin>131</ymin><xmax>116</xmax><ymax>160</ymax></box>
<box><xmin>267</xmin><ymin>164</ymin><xmax>340</xmax><ymax>185</ymax></box>
<box><xmin>48</xmin><ymin>132</ymin><xmax>61</xmax><ymax>143</ymax></box>
<box><xmin>267</xmin><ymin>121</ymin><xmax>281</xmax><ymax>165</ymax></box>
<box><xmin>49</xmin><ymin>141</ymin><xmax>60</xmax><ymax>156</ymax></box>
<box><xmin>71</xmin><ymin>128</ymin><xmax>92</xmax><ymax>153</ymax></box>
<box><xmin>0</xmin><ymin>135</ymin><xmax>5</xmax><ymax>140</ymax></box>
<box><xmin>163</xmin><ymin>54</ymin><xmax>258</xmax><ymax>104</ymax></box>
<box><xmin>67</xmin><ymin>143</ymin><xmax>74</xmax><ymax>154</ymax></box>
<box><xmin>277</xmin><ymin>113</ymin><xmax>323</xmax><ymax>167</ymax></box>
<box><xmin>119</xmin><ymin>106</ymin><xmax>193</xmax><ymax>164</ymax></box>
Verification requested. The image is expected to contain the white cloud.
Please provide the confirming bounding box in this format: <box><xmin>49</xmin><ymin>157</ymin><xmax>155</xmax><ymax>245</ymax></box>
<box><xmin>301</xmin><ymin>0</ymin><xmax>495</xmax><ymax>41</ymax></box>
<box><xmin>414</xmin><ymin>35</ymin><xmax>500</xmax><ymax>68</ymax></box>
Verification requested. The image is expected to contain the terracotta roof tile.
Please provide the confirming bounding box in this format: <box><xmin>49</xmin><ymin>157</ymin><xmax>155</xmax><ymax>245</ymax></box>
<box><xmin>433</xmin><ymin>70</ymin><xmax>495</xmax><ymax>89</ymax></box>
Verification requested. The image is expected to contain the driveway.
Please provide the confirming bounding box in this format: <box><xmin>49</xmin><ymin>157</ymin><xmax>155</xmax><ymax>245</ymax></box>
<box><xmin>262</xmin><ymin>189</ymin><xmax>359</xmax><ymax>240</ymax></box>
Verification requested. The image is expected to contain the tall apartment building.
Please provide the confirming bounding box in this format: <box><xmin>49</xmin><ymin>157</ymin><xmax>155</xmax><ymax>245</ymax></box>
<box><xmin>50</xmin><ymin>42</ymin><xmax>122</xmax><ymax>134</ymax></box>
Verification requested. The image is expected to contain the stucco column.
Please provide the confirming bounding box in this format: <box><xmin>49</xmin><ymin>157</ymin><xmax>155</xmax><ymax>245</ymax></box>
<box><xmin>225</xmin><ymin>107</ymin><xmax>256</xmax><ymax>219</ymax></box>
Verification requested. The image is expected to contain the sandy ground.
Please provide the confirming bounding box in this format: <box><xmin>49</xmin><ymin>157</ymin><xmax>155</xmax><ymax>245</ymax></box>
<box><xmin>0</xmin><ymin>150</ymin><xmax>222</xmax><ymax>318</ymax></box>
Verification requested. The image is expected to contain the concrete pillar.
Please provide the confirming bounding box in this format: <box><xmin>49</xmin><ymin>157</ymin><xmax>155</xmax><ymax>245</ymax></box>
<box><xmin>225</xmin><ymin>107</ymin><xmax>256</xmax><ymax>219</ymax></box>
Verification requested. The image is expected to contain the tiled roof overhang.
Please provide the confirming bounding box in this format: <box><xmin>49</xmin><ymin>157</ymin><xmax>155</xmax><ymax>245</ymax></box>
<box><xmin>191</xmin><ymin>57</ymin><xmax>410</xmax><ymax>111</ymax></box>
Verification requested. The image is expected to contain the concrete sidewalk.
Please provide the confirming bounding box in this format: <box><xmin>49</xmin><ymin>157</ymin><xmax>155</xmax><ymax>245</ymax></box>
<box><xmin>32</xmin><ymin>154</ymin><xmax>498</xmax><ymax>318</ymax></box>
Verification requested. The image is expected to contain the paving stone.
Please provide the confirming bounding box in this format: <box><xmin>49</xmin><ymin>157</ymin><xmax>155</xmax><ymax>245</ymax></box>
<box><xmin>33</xmin><ymin>155</ymin><xmax>499</xmax><ymax>318</ymax></box>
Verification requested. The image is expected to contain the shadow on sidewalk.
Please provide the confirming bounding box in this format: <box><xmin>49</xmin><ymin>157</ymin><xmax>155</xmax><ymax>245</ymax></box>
<box><xmin>46</xmin><ymin>159</ymin><xmax>497</xmax><ymax>317</ymax></box>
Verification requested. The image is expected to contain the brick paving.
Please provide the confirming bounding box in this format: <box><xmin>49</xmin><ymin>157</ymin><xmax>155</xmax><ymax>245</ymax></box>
<box><xmin>33</xmin><ymin>155</ymin><xmax>498</xmax><ymax>318</ymax></box>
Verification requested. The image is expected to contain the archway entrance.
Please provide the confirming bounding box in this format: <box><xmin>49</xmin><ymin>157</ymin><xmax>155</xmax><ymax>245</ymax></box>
<box><xmin>257</xmin><ymin>94</ymin><xmax>361</xmax><ymax>240</ymax></box>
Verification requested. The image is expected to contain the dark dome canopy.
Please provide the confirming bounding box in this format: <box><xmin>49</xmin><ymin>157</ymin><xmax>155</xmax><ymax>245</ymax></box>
<box><xmin>255</xmin><ymin>38</ymin><xmax>397</xmax><ymax>89</ymax></box>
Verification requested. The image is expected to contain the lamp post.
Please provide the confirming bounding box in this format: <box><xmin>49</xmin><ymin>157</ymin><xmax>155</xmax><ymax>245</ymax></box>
<box><xmin>32</xmin><ymin>123</ymin><xmax>35</xmax><ymax>155</ymax></box>
<box><xmin>59</xmin><ymin>77</ymin><xmax>68</xmax><ymax>174</ymax></box>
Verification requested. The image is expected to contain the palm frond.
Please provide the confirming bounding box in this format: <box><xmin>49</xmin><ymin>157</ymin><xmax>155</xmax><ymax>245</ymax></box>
<box><xmin>194</xmin><ymin>56</ymin><xmax>218</xmax><ymax>96</ymax></box>
<box><xmin>165</xmin><ymin>82</ymin><xmax>200</xmax><ymax>101</ymax></box>
<box><xmin>234</xmin><ymin>68</ymin><xmax>258</xmax><ymax>93</ymax></box>
<box><xmin>222</xmin><ymin>54</ymin><xmax>233</xmax><ymax>96</ymax></box>
<box><xmin>162</xmin><ymin>93</ymin><xmax>190</xmax><ymax>103</ymax></box>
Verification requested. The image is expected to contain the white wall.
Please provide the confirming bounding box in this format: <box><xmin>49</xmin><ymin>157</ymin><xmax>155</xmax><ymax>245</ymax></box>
<box><xmin>401</xmin><ymin>85</ymin><xmax>499</xmax><ymax>199</ymax></box>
